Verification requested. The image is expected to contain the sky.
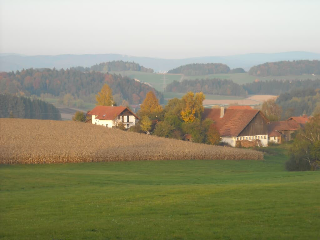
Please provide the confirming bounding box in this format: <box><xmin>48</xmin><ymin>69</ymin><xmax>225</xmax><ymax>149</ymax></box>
<box><xmin>0</xmin><ymin>0</ymin><xmax>320</xmax><ymax>59</ymax></box>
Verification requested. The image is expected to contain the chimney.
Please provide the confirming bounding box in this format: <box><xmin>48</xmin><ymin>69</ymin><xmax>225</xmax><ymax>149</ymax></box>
<box><xmin>220</xmin><ymin>106</ymin><xmax>225</xmax><ymax>118</ymax></box>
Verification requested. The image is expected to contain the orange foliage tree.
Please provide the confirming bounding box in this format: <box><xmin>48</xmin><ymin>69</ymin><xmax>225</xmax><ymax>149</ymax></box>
<box><xmin>181</xmin><ymin>92</ymin><xmax>205</xmax><ymax>123</ymax></box>
<box><xmin>139</xmin><ymin>91</ymin><xmax>163</xmax><ymax>119</ymax></box>
<box><xmin>95</xmin><ymin>84</ymin><xmax>114</xmax><ymax>106</ymax></box>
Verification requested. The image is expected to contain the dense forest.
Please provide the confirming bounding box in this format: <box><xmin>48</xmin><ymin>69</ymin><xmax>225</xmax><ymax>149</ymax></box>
<box><xmin>165</xmin><ymin>79</ymin><xmax>248</xmax><ymax>97</ymax></box>
<box><xmin>0</xmin><ymin>94</ymin><xmax>61</xmax><ymax>120</ymax></box>
<box><xmin>0</xmin><ymin>68</ymin><xmax>163</xmax><ymax>105</ymax></box>
<box><xmin>244</xmin><ymin>79</ymin><xmax>320</xmax><ymax>95</ymax></box>
<box><xmin>91</xmin><ymin>61</ymin><xmax>154</xmax><ymax>73</ymax></box>
<box><xmin>248</xmin><ymin>60</ymin><xmax>320</xmax><ymax>76</ymax></box>
<box><xmin>168</xmin><ymin>63</ymin><xmax>231</xmax><ymax>76</ymax></box>
<box><xmin>276</xmin><ymin>88</ymin><xmax>320</xmax><ymax>118</ymax></box>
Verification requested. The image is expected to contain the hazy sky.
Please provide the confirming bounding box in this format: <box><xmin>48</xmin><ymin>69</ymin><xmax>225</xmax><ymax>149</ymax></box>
<box><xmin>1</xmin><ymin>0</ymin><xmax>319</xmax><ymax>58</ymax></box>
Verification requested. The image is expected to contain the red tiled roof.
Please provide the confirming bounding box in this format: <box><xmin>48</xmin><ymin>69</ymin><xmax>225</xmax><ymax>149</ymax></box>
<box><xmin>287</xmin><ymin>115</ymin><xmax>309</xmax><ymax>125</ymax></box>
<box><xmin>228</xmin><ymin>106</ymin><xmax>253</xmax><ymax>110</ymax></box>
<box><xmin>87</xmin><ymin>106</ymin><xmax>138</xmax><ymax>120</ymax></box>
<box><xmin>203</xmin><ymin>108</ymin><xmax>265</xmax><ymax>137</ymax></box>
<box><xmin>267</xmin><ymin>121</ymin><xmax>300</xmax><ymax>137</ymax></box>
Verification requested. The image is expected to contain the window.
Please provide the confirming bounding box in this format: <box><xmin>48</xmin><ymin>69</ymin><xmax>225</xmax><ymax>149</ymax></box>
<box><xmin>127</xmin><ymin>115</ymin><xmax>129</xmax><ymax>122</ymax></box>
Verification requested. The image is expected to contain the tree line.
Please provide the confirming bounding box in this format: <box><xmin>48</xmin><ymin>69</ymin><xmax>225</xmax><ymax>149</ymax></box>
<box><xmin>91</xmin><ymin>61</ymin><xmax>154</xmax><ymax>73</ymax></box>
<box><xmin>0</xmin><ymin>94</ymin><xmax>61</xmax><ymax>120</ymax></box>
<box><xmin>0</xmin><ymin>68</ymin><xmax>163</xmax><ymax>105</ymax></box>
<box><xmin>166</xmin><ymin>79</ymin><xmax>248</xmax><ymax>97</ymax></box>
<box><xmin>244</xmin><ymin>79</ymin><xmax>320</xmax><ymax>95</ymax></box>
<box><xmin>168</xmin><ymin>63</ymin><xmax>238</xmax><ymax>76</ymax></box>
<box><xmin>276</xmin><ymin>88</ymin><xmax>320</xmax><ymax>118</ymax></box>
<box><xmin>248</xmin><ymin>60</ymin><xmax>320</xmax><ymax>76</ymax></box>
<box><xmin>130</xmin><ymin>91</ymin><xmax>220</xmax><ymax>145</ymax></box>
<box><xmin>166</xmin><ymin>78</ymin><xmax>320</xmax><ymax>98</ymax></box>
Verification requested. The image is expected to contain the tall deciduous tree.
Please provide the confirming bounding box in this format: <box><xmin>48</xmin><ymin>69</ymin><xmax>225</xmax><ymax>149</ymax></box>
<box><xmin>181</xmin><ymin>92</ymin><xmax>205</xmax><ymax>123</ymax></box>
<box><xmin>139</xmin><ymin>91</ymin><xmax>163</xmax><ymax>119</ymax></box>
<box><xmin>96</xmin><ymin>84</ymin><xmax>114</xmax><ymax>106</ymax></box>
<box><xmin>140</xmin><ymin>116</ymin><xmax>152</xmax><ymax>133</ymax></box>
<box><xmin>261</xmin><ymin>99</ymin><xmax>282</xmax><ymax>121</ymax></box>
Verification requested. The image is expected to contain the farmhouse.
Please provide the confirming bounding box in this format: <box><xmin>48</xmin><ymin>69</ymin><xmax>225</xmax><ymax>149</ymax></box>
<box><xmin>268</xmin><ymin>115</ymin><xmax>309</xmax><ymax>143</ymax></box>
<box><xmin>87</xmin><ymin>106</ymin><xmax>139</xmax><ymax>129</ymax></box>
<box><xmin>203</xmin><ymin>106</ymin><xmax>269</xmax><ymax>147</ymax></box>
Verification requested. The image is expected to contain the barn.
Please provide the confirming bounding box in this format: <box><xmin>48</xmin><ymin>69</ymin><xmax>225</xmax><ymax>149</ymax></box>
<box><xmin>203</xmin><ymin>106</ymin><xmax>269</xmax><ymax>147</ymax></box>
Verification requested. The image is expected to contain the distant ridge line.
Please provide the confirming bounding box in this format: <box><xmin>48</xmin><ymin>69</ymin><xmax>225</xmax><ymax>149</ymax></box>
<box><xmin>1</xmin><ymin>51</ymin><xmax>320</xmax><ymax>72</ymax></box>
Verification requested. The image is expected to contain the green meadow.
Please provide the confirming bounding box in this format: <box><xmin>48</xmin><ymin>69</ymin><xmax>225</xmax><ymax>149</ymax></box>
<box><xmin>1</xmin><ymin>146</ymin><xmax>319</xmax><ymax>240</ymax></box>
<box><xmin>181</xmin><ymin>73</ymin><xmax>256</xmax><ymax>85</ymax></box>
<box><xmin>110</xmin><ymin>71</ymin><xmax>182</xmax><ymax>92</ymax></box>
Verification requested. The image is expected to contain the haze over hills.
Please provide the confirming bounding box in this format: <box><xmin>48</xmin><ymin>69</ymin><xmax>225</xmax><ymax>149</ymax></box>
<box><xmin>1</xmin><ymin>51</ymin><xmax>320</xmax><ymax>72</ymax></box>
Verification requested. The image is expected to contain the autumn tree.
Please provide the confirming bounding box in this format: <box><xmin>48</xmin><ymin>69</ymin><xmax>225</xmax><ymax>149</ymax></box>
<box><xmin>286</xmin><ymin>114</ymin><xmax>320</xmax><ymax>171</ymax></box>
<box><xmin>140</xmin><ymin>116</ymin><xmax>152</xmax><ymax>133</ymax></box>
<box><xmin>139</xmin><ymin>91</ymin><xmax>163</xmax><ymax>119</ymax></box>
<box><xmin>181</xmin><ymin>92</ymin><xmax>205</xmax><ymax>123</ymax></box>
<box><xmin>261</xmin><ymin>99</ymin><xmax>282</xmax><ymax>121</ymax></box>
<box><xmin>96</xmin><ymin>83</ymin><xmax>114</xmax><ymax>106</ymax></box>
<box><xmin>207</xmin><ymin>124</ymin><xmax>221</xmax><ymax>145</ymax></box>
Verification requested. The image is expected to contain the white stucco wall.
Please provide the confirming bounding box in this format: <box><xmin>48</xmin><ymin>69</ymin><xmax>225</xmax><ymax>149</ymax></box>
<box><xmin>269</xmin><ymin>136</ymin><xmax>280</xmax><ymax>144</ymax></box>
<box><xmin>92</xmin><ymin>114</ymin><xmax>138</xmax><ymax>129</ymax></box>
<box><xmin>91</xmin><ymin>115</ymin><xmax>114</xmax><ymax>128</ymax></box>
<box><xmin>221</xmin><ymin>137</ymin><xmax>236</xmax><ymax>147</ymax></box>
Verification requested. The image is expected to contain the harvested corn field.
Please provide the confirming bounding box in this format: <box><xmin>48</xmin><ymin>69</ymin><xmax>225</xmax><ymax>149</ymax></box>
<box><xmin>0</xmin><ymin>119</ymin><xmax>263</xmax><ymax>164</ymax></box>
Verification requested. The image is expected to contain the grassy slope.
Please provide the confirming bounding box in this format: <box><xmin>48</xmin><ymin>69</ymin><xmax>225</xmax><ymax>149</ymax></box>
<box><xmin>110</xmin><ymin>71</ymin><xmax>182</xmax><ymax>92</ymax></box>
<box><xmin>1</xmin><ymin>146</ymin><xmax>319</xmax><ymax>240</ymax></box>
<box><xmin>182</xmin><ymin>73</ymin><xmax>256</xmax><ymax>84</ymax></box>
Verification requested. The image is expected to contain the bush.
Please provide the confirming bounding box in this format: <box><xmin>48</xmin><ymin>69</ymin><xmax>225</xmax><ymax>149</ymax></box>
<box><xmin>285</xmin><ymin>155</ymin><xmax>311</xmax><ymax>171</ymax></box>
<box><xmin>286</xmin><ymin>114</ymin><xmax>320</xmax><ymax>171</ymax></box>
<box><xmin>72</xmin><ymin>111</ymin><xmax>86</xmax><ymax>122</ymax></box>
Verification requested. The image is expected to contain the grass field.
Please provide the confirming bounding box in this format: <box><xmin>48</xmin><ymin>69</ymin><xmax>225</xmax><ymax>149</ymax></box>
<box><xmin>182</xmin><ymin>73</ymin><xmax>256</xmax><ymax>85</ymax></box>
<box><xmin>110</xmin><ymin>71</ymin><xmax>182</xmax><ymax>92</ymax></box>
<box><xmin>1</xmin><ymin>146</ymin><xmax>319</xmax><ymax>240</ymax></box>
<box><xmin>111</xmin><ymin>71</ymin><xmax>319</xmax><ymax>91</ymax></box>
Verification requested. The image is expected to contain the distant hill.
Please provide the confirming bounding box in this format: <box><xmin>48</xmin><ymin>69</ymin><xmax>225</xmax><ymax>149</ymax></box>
<box><xmin>1</xmin><ymin>51</ymin><xmax>320</xmax><ymax>72</ymax></box>
<box><xmin>91</xmin><ymin>61</ymin><xmax>154</xmax><ymax>73</ymax></box>
<box><xmin>248</xmin><ymin>60</ymin><xmax>320</xmax><ymax>76</ymax></box>
<box><xmin>168</xmin><ymin>63</ymin><xmax>230</xmax><ymax>76</ymax></box>
<box><xmin>0</xmin><ymin>68</ymin><xmax>164</xmax><ymax>105</ymax></box>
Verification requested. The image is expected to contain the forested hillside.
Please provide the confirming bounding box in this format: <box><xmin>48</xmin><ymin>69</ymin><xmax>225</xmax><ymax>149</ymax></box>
<box><xmin>165</xmin><ymin>79</ymin><xmax>247</xmax><ymax>97</ymax></box>
<box><xmin>91</xmin><ymin>61</ymin><xmax>154</xmax><ymax>73</ymax></box>
<box><xmin>0</xmin><ymin>94</ymin><xmax>61</xmax><ymax>120</ymax></box>
<box><xmin>168</xmin><ymin>63</ymin><xmax>230</xmax><ymax>76</ymax></box>
<box><xmin>244</xmin><ymin>79</ymin><xmax>320</xmax><ymax>95</ymax></box>
<box><xmin>248</xmin><ymin>60</ymin><xmax>320</xmax><ymax>76</ymax></box>
<box><xmin>276</xmin><ymin>89</ymin><xmax>320</xmax><ymax>118</ymax></box>
<box><xmin>0</xmin><ymin>68</ymin><xmax>163</xmax><ymax>105</ymax></box>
